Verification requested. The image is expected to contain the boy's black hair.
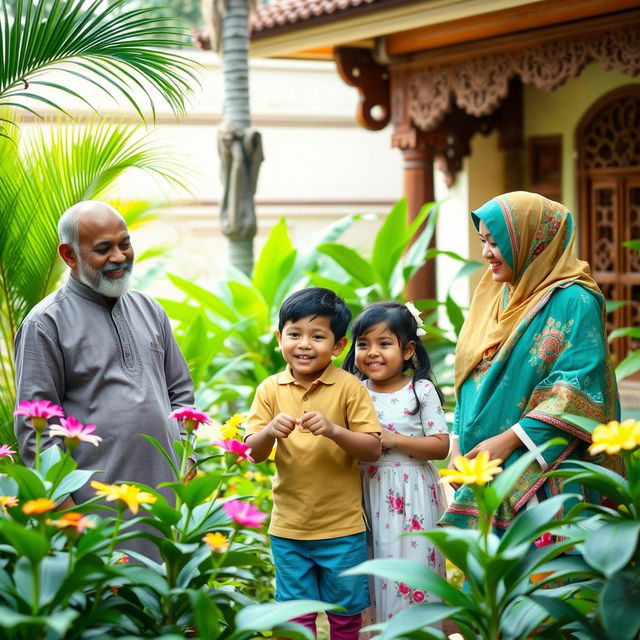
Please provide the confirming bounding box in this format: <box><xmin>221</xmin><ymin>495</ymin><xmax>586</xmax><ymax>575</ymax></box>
<box><xmin>278</xmin><ymin>287</ymin><xmax>352</xmax><ymax>340</ymax></box>
<box><xmin>342</xmin><ymin>302</ymin><xmax>445</xmax><ymax>411</ymax></box>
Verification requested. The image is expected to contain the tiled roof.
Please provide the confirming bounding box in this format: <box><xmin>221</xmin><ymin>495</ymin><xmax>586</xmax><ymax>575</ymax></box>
<box><xmin>251</xmin><ymin>0</ymin><xmax>387</xmax><ymax>35</ymax></box>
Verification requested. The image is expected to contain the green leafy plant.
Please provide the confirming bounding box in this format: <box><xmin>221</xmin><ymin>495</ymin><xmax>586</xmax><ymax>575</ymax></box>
<box><xmin>0</xmin><ymin>400</ymin><xmax>312</xmax><ymax>639</ymax></box>
<box><xmin>344</xmin><ymin>441</ymin><xmax>596</xmax><ymax>640</ymax></box>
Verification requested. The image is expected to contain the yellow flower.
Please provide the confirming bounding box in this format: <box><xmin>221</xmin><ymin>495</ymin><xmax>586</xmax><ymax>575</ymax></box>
<box><xmin>91</xmin><ymin>480</ymin><xmax>157</xmax><ymax>514</ymax></box>
<box><xmin>589</xmin><ymin>419</ymin><xmax>640</xmax><ymax>455</ymax></box>
<box><xmin>203</xmin><ymin>532</ymin><xmax>230</xmax><ymax>553</ymax></box>
<box><xmin>48</xmin><ymin>512</ymin><xmax>96</xmax><ymax>534</ymax></box>
<box><xmin>221</xmin><ymin>413</ymin><xmax>247</xmax><ymax>440</ymax></box>
<box><xmin>244</xmin><ymin>471</ymin><xmax>268</xmax><ymax>483</ymax></box>
<box><xmin>22</xmin><ymin>498</ymin><xmax>56</xmax><ymax>515</ymax></box>
<box><xmin>439</xmin><ymin>451</ymin><xmax>503</xmax><ymax>486</ymax></box>
<box><xmin>0</xmin><ymin>496</ymin><xmax>18</xmax><ymax>515</ymax></box>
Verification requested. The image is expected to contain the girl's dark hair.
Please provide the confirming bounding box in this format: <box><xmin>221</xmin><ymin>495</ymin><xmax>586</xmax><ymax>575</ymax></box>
<box><xmin>343</xmin><ymin>302</ymin><xmax>444</xmax><ymax>413</ymax></box>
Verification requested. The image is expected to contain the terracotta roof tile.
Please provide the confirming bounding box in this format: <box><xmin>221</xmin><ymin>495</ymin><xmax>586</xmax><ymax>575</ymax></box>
<box><xmin>251</xmin><ymin>0</ymin><xmax>384</xmax><ymax>34</ymax></box>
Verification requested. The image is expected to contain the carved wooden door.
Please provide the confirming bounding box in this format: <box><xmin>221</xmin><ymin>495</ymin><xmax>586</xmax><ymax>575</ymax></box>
<box><xmin>577</xmin><ymin>87</ymin><xmax>640</xmax><ymax>372</ymax></box>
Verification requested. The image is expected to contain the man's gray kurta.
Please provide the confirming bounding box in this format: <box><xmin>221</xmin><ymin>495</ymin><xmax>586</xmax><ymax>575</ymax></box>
<box><xmin>14</xmin><ymin>277</ymin><xmax>195</xmax><ymax>508</ymax></box>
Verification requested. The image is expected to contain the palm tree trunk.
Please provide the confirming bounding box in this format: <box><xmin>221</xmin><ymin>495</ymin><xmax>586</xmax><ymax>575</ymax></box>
<box><xmin>217</xmin><ymin>0</ymin><xmax>262</xmax><ymax>277</ymax></box>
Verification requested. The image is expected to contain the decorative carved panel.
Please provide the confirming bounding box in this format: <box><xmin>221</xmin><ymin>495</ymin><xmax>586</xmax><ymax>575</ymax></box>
<box><xmin>578</xmin><ymin>86</ymin><xmax>640</xmax><ymax>375</ymax></box>
<box><xmin>396</xmin><ymin>24</ymin><xmax>640</xmax><ymax>133</ymax></box>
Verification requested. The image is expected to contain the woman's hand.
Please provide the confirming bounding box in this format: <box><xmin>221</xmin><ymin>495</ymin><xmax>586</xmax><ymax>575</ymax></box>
<box><xmin>466</xmin><ymin>429</ymin><xmax>522</xmax><ymax>463</ymax></box>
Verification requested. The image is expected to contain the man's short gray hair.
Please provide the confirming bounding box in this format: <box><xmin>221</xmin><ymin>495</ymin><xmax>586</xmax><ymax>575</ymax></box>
<box><xmin>58</xmin><ymin>206</ymin><xmax>81</xmax><ymax>249</ymax></box>
<box><xmin>58</xmin><ymin>201</ymin><xmax>123</xmax><ymax>250</ymax></box>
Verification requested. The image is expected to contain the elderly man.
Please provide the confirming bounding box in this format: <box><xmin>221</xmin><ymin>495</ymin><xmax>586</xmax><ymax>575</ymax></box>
<box><xmin>14</xmin><ymin>201</ymin><xmax>195</xmax><ymax>525</ymax></box>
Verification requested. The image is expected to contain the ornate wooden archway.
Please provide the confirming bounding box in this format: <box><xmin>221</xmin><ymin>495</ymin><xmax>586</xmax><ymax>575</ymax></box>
<box><xmin>577</xmin><ymin>85</ymin><xmax>640</xmax><ymax>371</ymax></box>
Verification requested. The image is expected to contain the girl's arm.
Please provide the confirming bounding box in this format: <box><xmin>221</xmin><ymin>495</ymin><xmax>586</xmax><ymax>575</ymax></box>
<box><xmin>381</xmin><ymin>431</ymin><xmax>449</xmax><ymax>460</ymax></box>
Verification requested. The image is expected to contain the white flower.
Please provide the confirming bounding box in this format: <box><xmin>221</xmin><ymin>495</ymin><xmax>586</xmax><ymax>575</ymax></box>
<box><xmin>405</xmin><ymin>301</ymin><xmax>427</xmax><ymax>336</ymax></box>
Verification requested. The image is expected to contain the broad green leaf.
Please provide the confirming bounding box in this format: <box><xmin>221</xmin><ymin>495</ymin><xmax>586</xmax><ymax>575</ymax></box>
<box><xmin>376</xmin><ymin>603</ymin><xmax>455</xmax><ymax>639</ymax></box>
<box><xmin>600</xmin><ymin>570</ymin><xmax>640</xmax><ymax>640</ymax></box>
<box><xmin>343</xmin><ymin>557</ymin><xmax>471</xmax><ymax>608</ymax></box>
<box><xmin>616</xmin><ymin>349</ymin><xmax>640</xmax><ymax>382</ymax></box>
<box><xmin>317</xmin><ymin>243</ymin><xmax>377</xmax><ymax>287</ymax></box>
<box><xmin>623</xmin><ymin>240</ymin><xmax>640</xmax><ymax>251</ymax></box>
<box><xmin>554</xmin><ymin>412</ymin><xmax>599</xmax><ymax>434</ymax></box>
<box><xmin>608</xmin><ymin>327</ymin><xmax>640</xmax><ymax>341</ymax></box>
<box><xmin>167</xmin><ymin>274</ymin><xmax>236</xmax><ymax>322</ymax></box>
<box><xmin>501</xmin><ymin>596</ymin><xmax>553</xmax><ymax>640</ymax></box>
<box><xmin>0</xmin><ymin>521</ymin><xmax>49</xmax><ymax>564</ymax></box>
<box><xmin>235</xmin><ymin>600</ymin><xmax>339</xmax><ymax>632</ymax></box>
<box><xmin>51</xmin><ymin>470</ymin><xmax>97</xmax><ymax>502</ymax></box>
<box><xmin>372</xmin><ymin>199</ymin><xmax>408</xmax><ymax>288</ymax></box>
<box><xmin>3</xmin><ymin>464</ymin><xmax>46</xmax><ymax>500</ymax></box>
<box><xmin>228</xmin><ymin>281</ymin><xmax>269</xmax><ymax>327</ymax></box>
<box><xmin>445</xmin><ymin>294</ymin><xmax>465</xmax><ymax>336</ymax></box>
<box><xmin>179</xmin><ymin>473</ymin><xmax>223</xmax><ymax>510</ymax></box>
<box><xmin>583</xmin><ymin>521</ymin><xmax>640</xmax><ymax>576</ymax></box>
<box><xmin>253</xmin><ymin>217</ymin><xmax>296</xmax><ymax>306</ymax></box>
<box><xmin>498</xmin><ymin>493</ymin><xmax>579</xmax><ymax>552</ymax></box>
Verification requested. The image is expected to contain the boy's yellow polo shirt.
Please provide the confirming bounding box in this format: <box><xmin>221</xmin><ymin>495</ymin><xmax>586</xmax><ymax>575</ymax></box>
<box><xmin>245</xmin><ymin>364</ymin><xmax>380</xmax><ymax>540</ymax></box>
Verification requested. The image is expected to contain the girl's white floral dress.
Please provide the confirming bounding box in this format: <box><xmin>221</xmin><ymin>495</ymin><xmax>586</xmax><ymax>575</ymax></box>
<box><xmin>361</xmin><ymin>378</ymin><xmax>449</xmax><ymax>623</ymax></box>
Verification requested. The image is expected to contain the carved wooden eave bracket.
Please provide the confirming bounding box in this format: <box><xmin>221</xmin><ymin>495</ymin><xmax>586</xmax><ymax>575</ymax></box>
<box><xmin>402</xmin><ymin>23</ymin><xmax>640</xmax><ymax>133</ymax></box>
<box><xmin>334</xmin><ymin>46</ymin><xmax>391</xmax><ymax>131</ymax></box>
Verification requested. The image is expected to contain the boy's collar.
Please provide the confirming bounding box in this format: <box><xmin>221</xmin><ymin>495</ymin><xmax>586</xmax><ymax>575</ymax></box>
<box><xmin>277</xmin><ymin>362</ymin><xmax>339</xmax><ymax>386</ymax></box>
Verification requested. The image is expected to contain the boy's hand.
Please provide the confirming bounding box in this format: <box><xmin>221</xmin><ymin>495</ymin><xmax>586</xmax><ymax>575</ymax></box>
<box><xmin>299</xmin><ymin>411</ymin><xmax>336</xmax><ymax>438</ymax></box>
<box><xmin>379</xmin><ymin>430</ymin><xmax>397</xmax><ymax>450</ymax></box>
<box><xmin>267</xmin><ymin>413</ymin><xmax>296</xmax><ymax>439</ymax></box>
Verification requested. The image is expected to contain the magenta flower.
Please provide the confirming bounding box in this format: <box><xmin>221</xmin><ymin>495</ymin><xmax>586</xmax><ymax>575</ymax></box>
<box><xmin>50</xmin><ymin>417</ymin><xmax>102</xmax><ymax>450</ymax></box>
<box><xmin>398</xmin><ymin>582</ymin><xmax>410</xmax><ymax>595</ymax></box>
<box><xmin>223</xmin><ymin>499</ymin><xmax>267</xmax><ymax>528</ymax></box>
<box><xmin>0</xmin><ymin>445</ymin><xmax>16</xmax><ymax>460</ymax></box>
<box><xmin>168</xmin><ymin>407</ymin><xmax>211</xmax><ymax>434</ymax></box>
<box><xmin>212</xmin><ymin>439</ymin><xmax>255</xmax><ymax>463</ymax></box>
<box><xmin>14</xmin><ymin>400</ymin><xmax>64</xmax><ymax>431</ymax></box>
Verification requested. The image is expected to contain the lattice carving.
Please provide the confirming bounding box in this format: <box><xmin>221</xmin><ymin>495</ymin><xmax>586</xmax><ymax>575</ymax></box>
<box><xmin>593</xmin><ymin>187</ymin><xmax>616</xmax><ymax>272</ymax></box>
<box><xmin>407</xmin><ymin>67</ymin><xmax>451</xmax><ymax>131</ymax></box>
<box><xmin>590</xmin><ymin>26</ymin><xmax>640</xmax><ymax>76</ymax></box>
<box><xmin>582</xmin><ymin>96</ymin><xmax>640</xmax><ymax>170</ymax></box>
<box><xmin>403</xmin><ymin>24</ymin><xmax>640</xmax><ymax>132</ymax></box>
<box><xmin>452</xmin><ymin>55</ymin><xmax>512</xmax><ymax>116</ymax></box>
<box><xmin>515</xmin><ymin>40</ymin><xmax>589</xmax><ymax>91</ymax></box>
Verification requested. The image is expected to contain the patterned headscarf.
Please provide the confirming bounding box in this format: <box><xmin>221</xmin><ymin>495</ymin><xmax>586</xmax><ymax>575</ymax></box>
<box><xmin>454</xmin><ymin>191</ymin><xmax>601</xmax><ymax>394</ymax></box>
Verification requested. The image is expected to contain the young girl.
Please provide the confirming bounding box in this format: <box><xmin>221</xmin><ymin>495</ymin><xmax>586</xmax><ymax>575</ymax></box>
<box><xmin>343</xmin><ymin>302</ymin><xmax>450</xmax><ymax>623</ymax></box>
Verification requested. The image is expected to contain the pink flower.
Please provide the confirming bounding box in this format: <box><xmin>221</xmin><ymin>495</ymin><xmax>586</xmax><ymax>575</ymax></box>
<box><xmin>14</xmin><ymin>400</ymin><xmax>64</xmax><ymax>431</ymax></box>
<box><xmin>49</xmin><ymin>416</ymin><xmax>102</xmax><ymax>450</ymax></box>
<box><xmin>223</xmin><ymin>499</ymin><xmax>267</xmax><ymax>528</ymax></box>
<box><xmin>398</xmin><ymin>582</ymin><xmax>410</xmax><ymax>595</ymax></box>
<box><xmin>0</xmin><ymin>445</ymin><xmax>16</xmax><ymax>460</ymax></box>
<box><xmin>412</xmin><ymin>590</ymin><xmax>425</xmax><ymax>603</ymax></box>
<box><xmin>393</xmin><ymin>497</ymin><xmax>405</xmax><ymax>512</ymax></box>
<box><xmin>212</xmin><ymin>439</ymin><xmax>255</xmax><ymax>463</ymax></box>
<box><xmin>410</xmin><ymin>517</ymin><xmax>422</xmax><ymax>531</ymax></box>
<box><xmin>168</xmin><ymin>407</ymin><xmax>210</xmax><ymax>433</ymax></box>
<box><xmin>367</xmin><ymin>465</ymin><xmax>378</xmax><ymax>476</ymax></box>
<box><xmin>534</xmin><ymin>532</ymin><xmax>553</xmax><ymax>548</ymax></box>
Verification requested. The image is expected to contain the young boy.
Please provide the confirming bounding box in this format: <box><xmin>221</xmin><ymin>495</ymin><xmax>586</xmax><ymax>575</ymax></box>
<box><xmin>245</xmin><ymin>288</ymin><xmax>382</xmax><ymax>640</ymax></box>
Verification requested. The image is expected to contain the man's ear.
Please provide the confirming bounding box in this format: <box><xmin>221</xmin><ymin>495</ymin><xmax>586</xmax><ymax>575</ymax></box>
<box><xmin>333</xmin><ymin>336</ymin><xmax>348</xmax><ymax>357</ymax></box>
<box><xmin>58</xmin><ymin>244</ymin><xmax>77</xmax><ymax>269</ymax></box>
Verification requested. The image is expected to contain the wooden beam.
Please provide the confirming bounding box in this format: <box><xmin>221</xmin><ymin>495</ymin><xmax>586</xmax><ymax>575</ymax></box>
<box><xmin>387</xmin><ymin>0</ymin><xmax>640</xmax><ymax>57</ymax></box>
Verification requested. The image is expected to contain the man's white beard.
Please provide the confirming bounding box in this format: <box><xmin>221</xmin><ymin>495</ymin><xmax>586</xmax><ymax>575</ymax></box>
<box><xmin>77</xmin><ymin>258</ymin><xmax>133</xmax><ymax>297</ymax></box>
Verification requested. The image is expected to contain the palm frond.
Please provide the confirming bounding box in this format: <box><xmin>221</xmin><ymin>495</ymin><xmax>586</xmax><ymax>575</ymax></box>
<box><xmin>0</xmin><ymin>116</ymin><xmax>189</xmax><ymax>447</ymax></box>
<box><xmin>0</xmin><ymin>0</ymin><xmax>200</xmax><ymax>120</ymax></box>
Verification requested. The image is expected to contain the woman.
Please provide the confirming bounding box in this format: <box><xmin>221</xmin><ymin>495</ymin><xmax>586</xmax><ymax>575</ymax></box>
<box><xmin>442</xmin><ymin>191</ymin><xmax>619</xmax><ymax>531</ymax></box>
